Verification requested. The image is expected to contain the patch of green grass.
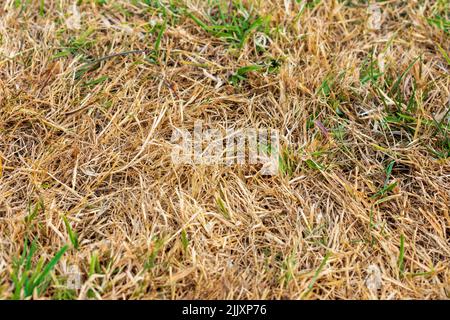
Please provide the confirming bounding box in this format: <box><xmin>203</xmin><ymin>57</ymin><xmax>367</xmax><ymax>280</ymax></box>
<box><xmin>384</xmin><ymin>160</ymin><xmax>395</xmax><ymax>183</ymax></box>
<box><xmin>25</xmin><ymin>198</ymin><xmax>44</xmax><ymax>225</ymax></box>
<box><xmin>427</xmin><ymin>15</ymin><xmax>450</xmax><ymax>34</ymax></box>
<box><xmin>430</xmin><ymin>103</ymin><xmax>450</xmax><ymax>159</ymax></box>
<box><xmin>188</xmin><ymin>0</ymin><xmax>270</xmax><ymax>48</ymax></box>
<box><xmin>86</xmin><ymin>251</ymin><xmax>102</xmax><ymax>298</ymax></box>
<box><xmin>372</xmin><ymin>160</ymin><xmax>398</xmax><ymax>200</ymax></box>
<box><xmin>317</xmin><ymin>76</ymin><xmax>333</xmax><ymax>97</ymax></box>
<box><xmin>382</xmin><ymin>111</ymin><xmax>416</xmax><ymax>128</ymax></box>
<box><xmin>53</xmin><ymin>27</ymin><xmax>96</xmax><ymax>60</ymax></box>
<box><xmin>181</xmin><ymin>229</ymin><xmax>189</xmax><ymax>252</ymax></box>
<box><xmin>88</xmin><ymin>251</ymin><xmax>101</xmax><ymax>277</ymax></box>
<box><xmin>360</xmin><ymin>49</ymin><xmax>382</xmax><ymax>85</ymax></box>
<box><xmin>332</xmin><ymin>123</ymin><xmax>347</xmax><ymax>141</ymax></box>
<box><xmin>14</xmin><ymin>0</ymin><xmax>33</xmax><ymax>10</ymax></box>
<box><xmin>216</xmin><ymin>196</ymin><xmax>230</xmax><ymax>219</ymax></box>
<box><xmin>63</xmin><ymin>216</ymin><xmax>79</xmax><ymax>250</ymax></box>
<box><xmin>144</xmin><ymin>237</ymin><xmax>164</xmax><ymax>270</ymax></box>
<box><xmin>145</xmin><ymin>14</ymin><xmax>167</xmax><ymax>64</ymax></box>
<box><xmin>140</xmin><ymin>0</ymin><xmax>184</xmax><ymax>19</ymax></box>
<box><xmin>53</xmin><ymin>287</ymin><xmax>77</xmax><ymax>300</ymax></box>
<box><xmin>229</xmin><ymin>64</ymin><xmax>263</xmax><ymax>85</ymax></box>
<box><xmin>265</xmin><ymin>57</ymin><xmax>283</xmax><ymax>74</ymax></box>
<box><xmin>280</xmin><ymin>251</ymin><xmax>296</xmax><ymax>286</ymax></box>
<box><xmin>11</xmin><ymin>238</ymin><xmax>68</xmax><ymax>299</ymax></box>
<box><xmin>39</xmin><ymin>0</ymin><xmax>45</xmax><ymax>16</ymax></box>
<box><xmin>388</xmin><ymin>56</ymin><xmax>421</xmax><ymax>110</ymax></box>
<box><xmin>306</xmin><ymin>112</ymin><xmax>319</xmax><ymax>130</ymax></box>
<box><xmin>373</xmin><ymin>57</ymin><xmax>431</xmax><ymax>143</ymax></box>
<box><xmin>305</xmin><ymin>158</ymin><xmax>323</xmax><ymax>171</ymax></box>
<box><xmin>82</xmin><ymin>75</ymin><xmax>109</xmax><ymax>88</ymax></box>
<box><xmin>305</xmin><ymin>0</ymin><xmax>322</xmax><ymax>9</ymax></box>
<box><xmin>278</xmin><ymin>148</ymin><xmax>296</xmax><ymax>177</ymax></box>
<box><xmin>436</xmin><ymin>44</ymin><xmax>450</xmax><ymax>66</ymax></box>
<box><xmin>229</xmin><ymin>59</ymin><xmax>281</xmax><ymax>85</ymax></box>
<box><xmin>373</xmin><ymin>180</ymin><xmax>398</xmax><ymax>199</ymax></box>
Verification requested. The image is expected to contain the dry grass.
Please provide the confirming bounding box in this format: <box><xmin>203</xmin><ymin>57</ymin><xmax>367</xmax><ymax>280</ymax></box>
<box><xmin>0</xmin><ymin>0</ymin><xmax>449</xmax><ymax>300</ymax></box>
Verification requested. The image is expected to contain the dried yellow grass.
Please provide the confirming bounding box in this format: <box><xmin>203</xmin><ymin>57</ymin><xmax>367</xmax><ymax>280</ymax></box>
<box><xmin>0</xmin><ymin>0</ymin><xmax>449</xmax><ymax>299</ymax></box>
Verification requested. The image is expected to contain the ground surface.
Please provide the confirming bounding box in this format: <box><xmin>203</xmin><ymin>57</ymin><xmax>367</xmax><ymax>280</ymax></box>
<box><xmin>0</xmin><ymin>0</ymin><xmax>449</xmax><ymax>299</ymax></box>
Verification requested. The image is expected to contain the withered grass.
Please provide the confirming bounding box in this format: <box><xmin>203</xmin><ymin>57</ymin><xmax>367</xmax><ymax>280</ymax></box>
<box><xmin>0</xmin><ymin>0</ymin><xmax>449</xmax><ymax>299</ymax></box>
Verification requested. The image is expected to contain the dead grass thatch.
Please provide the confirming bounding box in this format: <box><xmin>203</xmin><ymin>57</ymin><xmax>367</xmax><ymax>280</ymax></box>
<box><xmin>0</xmin><ymin>0</ymin><xmax>449</xmax><ymax>299</ymax></box>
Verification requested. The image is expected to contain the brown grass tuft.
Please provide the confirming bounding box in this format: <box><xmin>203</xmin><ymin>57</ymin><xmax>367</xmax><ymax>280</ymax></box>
<box><xmin>0</xmin><ymin>0</ymin><xmax>449</xmax><ymax>299</ymax></box>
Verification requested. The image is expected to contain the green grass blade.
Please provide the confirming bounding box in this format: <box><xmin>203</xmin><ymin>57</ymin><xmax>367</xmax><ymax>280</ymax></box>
<box><xmin>181</xmin><ymin>229</ymin><xmax>189</xmax><ymax>251</ymax></box>
<box><xmin>398</xmin><ymin>234</ymin><xmax>405</xmax><ymax>277</ymax></box>
<box><xmin>302</xmin><ymin>251</ymin><xmax>331</xmax><ymax>298</ymax></box>
<box><xmin>385</xmin><ymin>160</ymin><xmax>395</xmax><ymax>186</ymax></box>
<box><xmin>33</xmin><ymin>245</ymin><xmax>68</xmax><ymax>289</ymax></box>
<box><xmin>63</xmin><ymin>216</ymin><xmax>79</xmax><ymax>250</ymax></box>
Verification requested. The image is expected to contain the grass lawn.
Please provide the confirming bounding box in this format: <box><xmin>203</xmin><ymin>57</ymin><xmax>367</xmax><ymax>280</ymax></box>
<box><xmin>0</xmin><ymin>0</ymin><xmax>449</xmax><ymax>299</ymax></box>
